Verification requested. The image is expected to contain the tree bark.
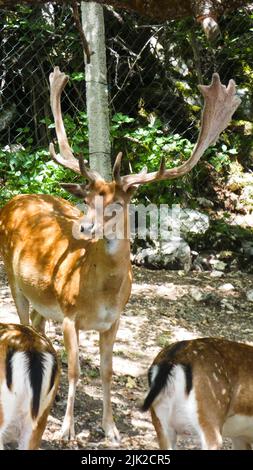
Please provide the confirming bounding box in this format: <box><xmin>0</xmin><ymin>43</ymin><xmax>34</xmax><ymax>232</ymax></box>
<box><xmin>81</xmin><ymin>1</ymin><xmax>112</xmax><ymax>180</ymax></box>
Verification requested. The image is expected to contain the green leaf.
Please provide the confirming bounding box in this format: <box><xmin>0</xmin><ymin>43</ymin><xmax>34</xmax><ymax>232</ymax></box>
<box><xmin>71</xmin><ymin>72</ymin><xmax>85</xmax><ymax>82</ymax></box>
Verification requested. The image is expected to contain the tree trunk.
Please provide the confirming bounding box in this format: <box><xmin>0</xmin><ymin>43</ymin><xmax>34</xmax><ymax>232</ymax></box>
<box><xmin>81</xmin><ymin>2</ymin><xmax>112</xmax><ymax>180</ymax></box>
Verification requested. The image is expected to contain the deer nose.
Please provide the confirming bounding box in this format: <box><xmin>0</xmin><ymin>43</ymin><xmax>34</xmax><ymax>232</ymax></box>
<box><xmin>80</xmin><ymin>222</ymin><xmax>94</xmax><ymax>234</ymax></box>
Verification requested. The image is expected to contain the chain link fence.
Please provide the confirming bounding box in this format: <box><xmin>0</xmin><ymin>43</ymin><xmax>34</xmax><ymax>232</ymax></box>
<box><xmin>0</xmin><ymin>3</ymin><xmax>252</xmax><ymax>266</ymax></box>
<box><xmin>0</xmin><ymin>4</ymin><xmax>252</xmax><ymax>148</ymax></box>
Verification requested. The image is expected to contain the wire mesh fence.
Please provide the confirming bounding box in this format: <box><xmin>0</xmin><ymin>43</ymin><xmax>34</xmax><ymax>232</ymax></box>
<box><xmin>0</xmin><ymin>3</ymin><xmax>252</xmax><ymax>269</ymax></box>
<box><xmin>0</xmin><ymin>3</ymin><xmax>252</xmax><ymax>150</ymax></box>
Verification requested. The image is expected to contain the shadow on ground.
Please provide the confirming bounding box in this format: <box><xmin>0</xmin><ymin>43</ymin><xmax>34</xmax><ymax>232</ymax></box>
<box><xmin>1</xmin><ymin>261</ymin><xmax>253</xmax><ymax>449</ymax></box>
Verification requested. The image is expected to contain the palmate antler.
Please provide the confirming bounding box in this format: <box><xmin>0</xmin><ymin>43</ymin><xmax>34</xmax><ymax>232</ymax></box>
<box><xmin>114</xmin><ymin>73</ymin><xmax>241</xmax><ymax>190</ymax></box>
<box><xmin>49</xmin><ymin>67</ymin><xmax>241</xmax><ymax>190</ymax></box>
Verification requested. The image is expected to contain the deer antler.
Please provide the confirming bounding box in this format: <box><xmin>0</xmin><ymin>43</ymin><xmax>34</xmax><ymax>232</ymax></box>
<box><xmin>116</xmin><ymin>73</ymin><xmax>240</xmax><ymax>190</ymax></box>
<box><xmin>49</xmin><ymin>66</ymin><xmax>101</xmax><ymax>182</ymax></box>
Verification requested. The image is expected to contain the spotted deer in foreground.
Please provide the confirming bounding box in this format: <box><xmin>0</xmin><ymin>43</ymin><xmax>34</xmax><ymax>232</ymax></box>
<box><xmin>0</xmin><ymin>67</ymin><xmax>240</xmax><ymax>442</ymax></box>
<box><xmin>0</xmin><ymin>323</ymin><xmax>59</xmax><ymax>449</ymax></box>
<box><xmin>142</xmin><ymin>337</ymin><xmax>253</xmax><ymax>450</ymax></box>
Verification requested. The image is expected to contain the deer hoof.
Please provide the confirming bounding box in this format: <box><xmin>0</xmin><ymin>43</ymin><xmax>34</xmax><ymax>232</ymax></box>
<box><xmin>104</xmin><ymin>423</ymin><xmax>121</xmax><ymax>445</ymax></box>
<box><xmin>58</xmin><ymin>423</ymin><xmax>75</xmax><ymax>442</ymax></box>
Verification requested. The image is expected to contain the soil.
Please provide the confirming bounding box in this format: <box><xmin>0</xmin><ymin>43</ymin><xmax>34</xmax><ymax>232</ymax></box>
<box><xmin>1</xmin><ymin>260</ymin><xmax>253</xmax><ymax>450</ymax></box>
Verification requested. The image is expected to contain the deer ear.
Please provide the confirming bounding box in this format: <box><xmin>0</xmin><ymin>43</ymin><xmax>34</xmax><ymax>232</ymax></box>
<box><xmin>60</xmin><ymin>183</ymin><xmax>87</xmax><ymax>198</ymax></box>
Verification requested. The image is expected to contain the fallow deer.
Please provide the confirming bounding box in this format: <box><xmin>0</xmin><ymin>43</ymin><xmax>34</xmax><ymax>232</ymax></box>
<box><xmin>0</xmin><ymin>67</ymin><xmax>240</xmax><ymax>442</ymax></box>
<box><xmin>142</xmin><ymin>337</ymin><xmax>253</xmax><ymax>450</ymax></box>
<box><xmin>0</xmin><ymin>322</ymin><xmax>59</xmax><ymax>449</ymax></box>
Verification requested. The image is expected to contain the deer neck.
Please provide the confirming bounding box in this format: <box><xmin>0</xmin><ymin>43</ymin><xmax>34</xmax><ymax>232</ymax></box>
<box><xmin>78</xmin><ymin>238</ymin><xmax>131</xmax><ymax>281</ymax></box>
<box><xmin>97</xmin><ymin>238</ymin><xmax>130</xmax><ymax>262</ymax></box>
<box><xmin>104</xmin><ymin>238</ymin><xmax>130</xmax><ymax>257</ymax></box>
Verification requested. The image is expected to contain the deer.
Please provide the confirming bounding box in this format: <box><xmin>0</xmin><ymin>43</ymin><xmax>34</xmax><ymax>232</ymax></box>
<box><xmin>0</xmin><ymin>322</ymin><xmax>59</xmax><ymax>450</ymax></box>
<box><xmin>0</xmin><ymin>66</ymin><xmax>240</xmax><ymax>442</ymax></box>
<box><xmin>142</xmin><ymin>337</ymin><xmax>253</xmax><ymax>450</ymax></box>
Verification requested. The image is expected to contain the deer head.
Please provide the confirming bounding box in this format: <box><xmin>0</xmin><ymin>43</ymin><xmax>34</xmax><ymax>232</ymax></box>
<box><xmin>49</xmin><ymin>67</ymin><xmax>240</xmax><ymax>240</ymax></box>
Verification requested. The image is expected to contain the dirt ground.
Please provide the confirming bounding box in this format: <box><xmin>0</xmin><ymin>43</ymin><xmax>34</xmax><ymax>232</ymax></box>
<box><xmin>0</xmin><ymin>259</ymin><xmax>253</xmax><ymax>450</ymax></box>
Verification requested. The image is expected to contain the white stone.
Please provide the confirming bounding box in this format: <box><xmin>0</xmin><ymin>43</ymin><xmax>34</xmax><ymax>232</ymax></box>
<box><xmin>246</xmin><ymin>290</ymin><xmax>253</xmax><ymax>302</ymax></box>
<box><xmin>219</xmin><ymin>283</ymin><xmax>235</xmax><ymax>291</ymax></box>
<box><xmin>162</xmin><ymin>208</ymin><xmax>209</xmax><ymax>236</ymax></box>
<box><xmin>190</xmin><ymin>287</ymin><xmax>203</xmax><ymax>302</ymax></box>
<box><xmin>209</xmin><ymin>259</ymin><xmax>227</xmax><ymax>271</ymax></box>
<box><xmin>133</xmin><ymin>237</ymin><xmax>191</xmax><ymax>272</ymax></box>
<box><xmin>210</xmin><ymin>270</ymin><xmax>224</xmax><ymax>278</ymax></box>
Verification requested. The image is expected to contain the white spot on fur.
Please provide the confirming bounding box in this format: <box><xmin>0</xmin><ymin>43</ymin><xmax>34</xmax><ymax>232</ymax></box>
<box><xmin>207</xmin><ymin>377</ymin><xmax>217</xmax><ymax>400</ymax></box>
<box><xmin>105</xmin><ymin>239</ymin><xmax>121</xmax><ymax>256</ymax></box>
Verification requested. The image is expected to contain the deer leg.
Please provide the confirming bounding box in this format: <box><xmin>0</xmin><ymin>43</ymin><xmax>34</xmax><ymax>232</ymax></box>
<box><xmin>150</xmin><ymin>407</ymin><xmax>177</xmax><ymax>450</ymax></box>
<box><xmin>60</xmin><ymin>316</ymin><xmax>80</xmax><ymax>441</ymax></box>
<box><xmin>0</xmin><ymin>426</ymin><xmax>4</xmax><ymax>450</ymax></box>
<box><xmin>18</xmin><ymin>415</ymin><xmax>34</xmax><ymax>450</ymax></box>
<box><xmin>30</xmin><ymin>309</ymin><xmax>46</xmax><ymax>334</ymax></box>
<box><xmin>99</xmin><ymin>319</ymin><xmax>120</xmax><ymax>443</ymax></box>
<box><xmin>199</xmin><ymin>426</ymin><xmax>223</xmax><ymax>450</ymax></box>
<box><xmin>26</xmin><ymin>404</ymin><xmax>53</xmax><ymax>450</ymax></box>
<box><xmin>231</xmin><ymin>437</ymin><xmax>252</xmax><ymax>450</ymax></box>
<box><xmin>18</xmin><ymin>415</ymin><xmax>47</xmax><ymax>450</ymax></box>
<box><xmin>10</xmin><ymin>283</ymin><xmax>29</xmax><ymax>325</ymax></box>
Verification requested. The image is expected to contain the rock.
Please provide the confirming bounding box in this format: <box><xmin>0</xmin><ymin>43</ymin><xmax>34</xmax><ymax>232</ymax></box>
<box><xmin>227</xmin><ymin>171</ymin><xmax>253</xmax><ymax>192</ymax></box>
<box><xmin>192</xmin><ymin>254</ymin><xmax>210</xmax><ymax>271</ymax></box>
<box><xmin>246</xmin><ymin>290</ymin><xmax>253</xmax><ymax>302</ymax></box>
<box><xmin>232</xmin><ymin>213</ymin><xmax>253</xmax><ymax>228</ymax></box>
<box><xmin>221</xmin><ymin>300</ymin><xmax>235</xmax><ymax>312</ymax></box>
<box><xmin>210</xmin><ymin>270</ymin><xmax>224</xmax><ymax>278</ymax></box>
<box><xmin>133</xmin><ymin>237</ymin><xmax>191</xmax><ymax>271</ymax></box>
<box><xmin>230</xmin><ymin>259</ymin><xmax>239</xmax><ymax>270</ymax></box>
<box><xmin>202</xmin><ymin>292</ymin><xmax>219</xmax><ymax>305</ymax></box>
<box><xmin>209</xmin><ymin>259</ymin><xmax>227</xmax><ymax>271</ymax></box>
<box><xmin>76</xmin><ymin>430</ymin><xmax>90</xmax><ymax>441</ymax></box>
<box><xmin>160</xmin><ymin>208</ymin><xmax>209</xmax><ymax>240</ymax></box>
<box><xmin>240</xmin><ymin>185</ymin><xmax>253</xmax><ymax>210</ymax></box>
<box><xmin>192</xmin><ymin>260</ymin><xmax>204</xmax><ymax>272</ymax></box>
<box><xmin>190</xmin><ymin>287</ymin><xmax>203</xmax><ymax>302</ymax></box>
<box><xmin>242</xmin><ymin>241</ymin><xmax>253</xmax><ymax>257</ymax></box>
<box><xmin>219</xmin><ymin>283</ymin><xmax>235</xmax><ymax>291</ymax></box>
<box><xmin>180</xmin><ymin>209</ymin><xmax>209</xmax><ymax>235</ymax></box>
<box><xmin>196</xmin><ymin>197</ymin><xmax>214</xmax><ymax>209</ymax></box>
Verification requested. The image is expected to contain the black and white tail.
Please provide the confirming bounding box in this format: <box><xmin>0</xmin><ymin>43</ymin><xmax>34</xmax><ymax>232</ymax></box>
<box><xmin>0</xmin><ymin>323</ymin><xmax>60</xmax><ymax>450</ymax></box>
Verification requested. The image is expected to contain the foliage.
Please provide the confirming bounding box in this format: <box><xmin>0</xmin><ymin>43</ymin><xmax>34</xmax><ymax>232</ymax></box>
<box><xmin>190</xmin><ymin>218</ymin><xmax>253</xmax><ymax>253</ymax></box>
<box><xmin>0</xmin><ymin>111</ymin><xmax>239</xmax><ymax>208</ymax></box>
<box><xmin>0</xmin><ymin>112</ymin><xmax>88</xmax><ymax>206</ymax></box>
<box><xmin>0</xmin><ymin>4</ymin><xmax>252</xmax><ymax>216</ymax></box>
<box><xmin>111</xmin><ymin>112</ymin><xmax>239</xmax><ymax>205</ymax></box>
<box><xmin>0</xmin><ymin>147</ymin><xmax>80</xmax><ymax>206</ymax></box>
<box><xmin>0</xmin><ymin>4</ymin><xmax>84</xmax><ymax>147</ymax></box>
